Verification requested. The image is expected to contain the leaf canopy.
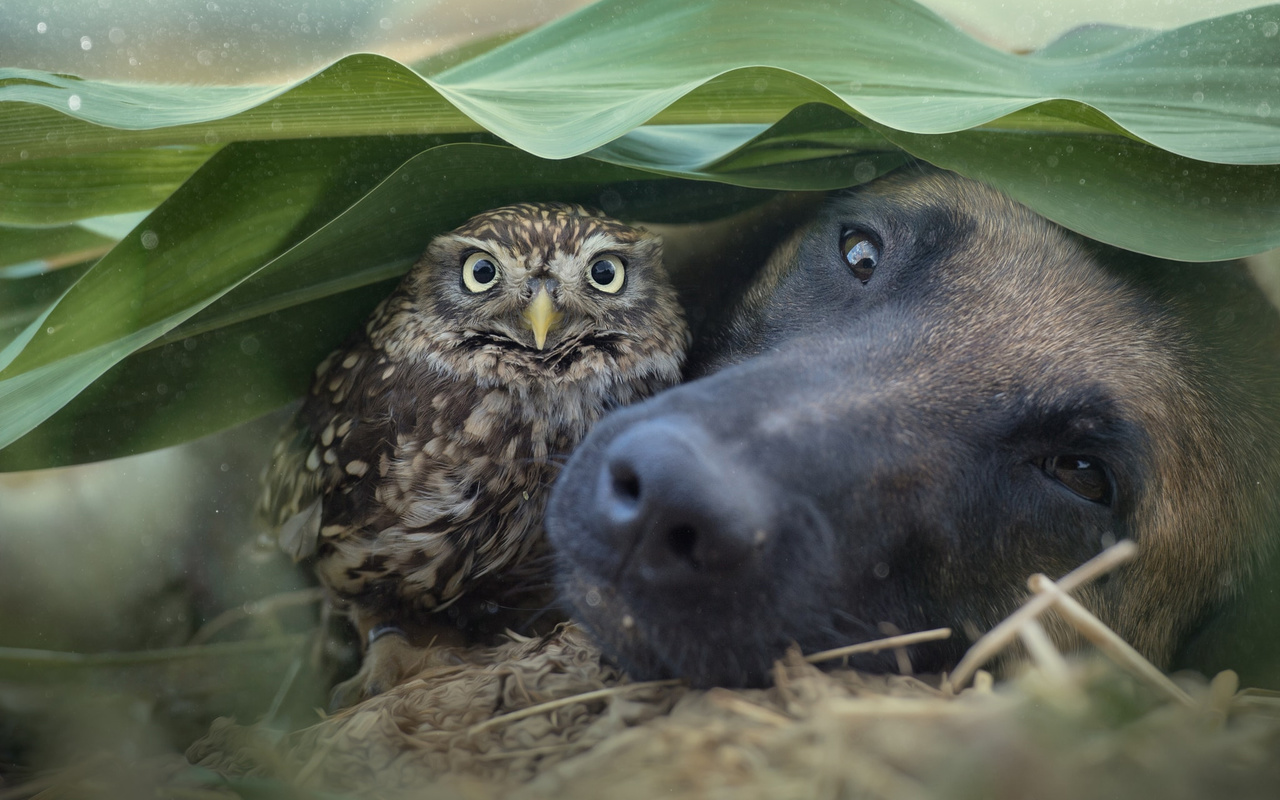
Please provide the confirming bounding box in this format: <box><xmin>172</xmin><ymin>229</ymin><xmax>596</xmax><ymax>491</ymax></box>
<box><xmin>1</xmin><ymin>0</ymin><xmax>1277</xmax><ymax>469</ymax></box>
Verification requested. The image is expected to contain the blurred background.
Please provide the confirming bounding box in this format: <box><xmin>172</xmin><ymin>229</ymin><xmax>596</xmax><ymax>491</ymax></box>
<box><xmin>1</xmin><ymin>0</ymin><xmax>1276</xmax><ymax>790</ymax></box>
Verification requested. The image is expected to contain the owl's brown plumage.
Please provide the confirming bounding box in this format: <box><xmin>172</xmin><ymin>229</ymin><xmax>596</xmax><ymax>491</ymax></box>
<box><xmin>258</xmin><ymin>203</ymin><xmax>688</xmax><ymax>702</ymax></box>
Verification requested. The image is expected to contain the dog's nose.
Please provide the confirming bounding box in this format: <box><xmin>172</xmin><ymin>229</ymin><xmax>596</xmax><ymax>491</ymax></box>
<box><xmin>593</xmin><ymin>418</ymin><xmax>769</xmax><ymax>585</ymax></box>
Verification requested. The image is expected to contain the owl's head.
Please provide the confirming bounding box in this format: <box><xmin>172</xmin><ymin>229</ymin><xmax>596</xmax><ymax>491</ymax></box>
<box><xmin>405</xmin><ymin>203</ymin><xmax>675</xmax><ymax>353</ymax></box>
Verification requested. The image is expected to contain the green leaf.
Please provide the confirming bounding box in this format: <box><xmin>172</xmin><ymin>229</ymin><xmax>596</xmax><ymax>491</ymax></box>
<box><xmin>0</xmin><ymin>136</ymin><xmax>436</xmax><ymax>462</ymax></box>
<box><xmin>0</xmin><ymin>225</ymin><xmax>114</xmax><ymax>272</ymax></box>
<box><xmin>591</xmin><ymin>107</ymin><xmax>909</xmax><ymax>190</ymax></box>
<box><xmin>873</xmin><ymin>118</ymin><xmax>1280</xmax><ymax>261</ymax></box>
<box><xmin>0</xmin><ymin>262</ymin><xmax>91</xmax><ymax>346</ymax></box>
<box><xmin>0</xmin><ymin>58</ymin><xmax>472</xmax><ymax>163</ymax></box>
<box><xmin>0</xmin><ymin>1</ymin><xmax>1274</xmax><ymax>264</ymax></box>
<box><xmin>600</xmin><ymin>104</ymin><xmax>1280</xmax><ymax>259</ymax></box>
<box><xmin>2</xmin><ymin>0</ymin><xmax>1277</xmax><ymax>164</ymax></box>
<box><xmin>2</xmin><ymin>0</ymin><xmax>1279</xmax><ymax>469</ymax></box>
<box><xmin>1028</xmin><ymin>24</ymin><xmax>1160</xmax><ymax>60</ymax></box>
<box><xmin>0</xmin><ymin>142</ymin><xmax>774</xmax><ymax>469</ymax></box>
<box><xmin>76</xmin><ymin>211</ymin><xmax>152</xmax><ymax>239</ymax></box>
<box><xmin>0</xmin><ymin>146</ymin><xmax>218</xmax><ymax>225</ymax></box>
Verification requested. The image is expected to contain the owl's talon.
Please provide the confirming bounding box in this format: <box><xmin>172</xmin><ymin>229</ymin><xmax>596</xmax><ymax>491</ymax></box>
<box><xmin>328</xmin><ymin>675</ymin><xmax>366</xmax><ymax>712</ymax></box>
<box><xmin>328</xmin><ymin>629</ymin><xmax>459</xmax><ymax>710</ymax></box>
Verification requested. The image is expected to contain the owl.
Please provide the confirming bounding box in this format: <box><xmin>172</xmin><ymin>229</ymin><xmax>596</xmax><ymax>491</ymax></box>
<box><xmin>258</xmin><ymin>203</ymin><xmax>689</xmax><ymax>705</ymax></box>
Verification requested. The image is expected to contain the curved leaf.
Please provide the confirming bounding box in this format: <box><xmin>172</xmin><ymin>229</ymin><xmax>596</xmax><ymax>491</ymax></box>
<box><xmin>1</xmin><ymin>0</ymin><xmax>1276</xmax><ymax>165</ymax></box>
<box><xmin>590</xmin><ymin>108</ymin><xmax>909</xmax><ymax>190</ymax></box>
<box><xmin>2</xmin><ymin>0</ymin><xmax>1279</xmax><ymax>469</ymax></box>
<box><xmin>0</xmin><ymin>137</ymin><xmax>438</xmax><ymax>457</ymax></box>
<box><xmin>0</xmin><ymin>147</ymin><xmax>217</xmax><ymax>225</ymax></box>
<box><xmin>874</xmin><ymin>119</ymin><xmax>1280</xmax><ymax>261</ymax></box>
<box><xmin>0</xmin><ymin>142</ymin><xmax>775</xmax><ymax>469</ymax></box>
<box><xmin>0</xmin><ymin>263</ymin><xmax>90</xmax><ymax>346</ymax></box>
<box><xmin>596</xmin><ymin>104</ymin><xmax>1280</xmax><ymax>260</ymax></box>
<box><xmin>0</xmin><ymin>225</ymin><xmax>114</xmax><ymax>272</ymax></box>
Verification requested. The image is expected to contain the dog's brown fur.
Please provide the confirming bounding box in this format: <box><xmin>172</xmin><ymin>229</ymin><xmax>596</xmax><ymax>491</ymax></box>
<box><xmin>548</xmin><ymin>167</ymin><xmax>1280</xmax><ymax>687</ymax></box>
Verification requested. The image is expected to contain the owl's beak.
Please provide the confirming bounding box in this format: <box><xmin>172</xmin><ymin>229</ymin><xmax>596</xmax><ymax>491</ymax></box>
<box><xmin>521</xmin><ymin>286</ymin><xmax>563</xmax><ymax>350</ymax></box>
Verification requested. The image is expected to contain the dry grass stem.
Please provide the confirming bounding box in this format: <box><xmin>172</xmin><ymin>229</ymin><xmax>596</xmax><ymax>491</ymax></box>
<box><xmin>292</xmin><ymin>729</ymin><xmax>344</xmax><ymax>787</ymax></box>
<box><xmin>1202</xmin><ymin>669</ymin><xmax>1239</xmax><ymax>731</ymax></box>
<box><xmin>804</xmin><ymin>628</ymin><xmax>952</xmax><ymax>664</ymax></box>
<box><xmin>1028</xmin><ymin>574</ymin><xmax>1194</xmax><ymax>707</ymax></box>
<box><xmin>177</xmin><ymin>540</ymin><xmax>1280</xmax><ymax>798</ymax></box>
<box><xmin>706</xmin><ymin>688</ymin><xmax>793</xmax><ymax>727</ymax></box>
<box><xmin>1017</xmin><ymin>619</ymin><xmax>1071</xmax><ymax>682</ymax></box>
<box><xmin>945</xmin><ymin>540</ymin><xmax>1138</xmax><ymax>691</ymax></box>
<box><xmin>1233</xmin><ymin>689</ymin><xmax>1280</xmax><ymax>715</ymax></box>
<box><xmin>972</xmin><ymin>670</ymin><xmax>994</xmax><ymax>693</ymax></box>
<box><xmin>894</xmin><ymin>648</ymin><xmax>912</xmax><ymax>675</ymax></box>
<box><xmin>473</xmin><ymin>744</ymin><xmax>579</xmax><ymax>761</ymax></box>
<box><xmin>1053</xmin><ymin>540</ymin><xmax>1139</xmax><ymax>592</ymax></box>
<box><xmin>465</xmin><ymin>680</ymin><xmax>681</xmax><ymax>736</ymax></box>
<box><xmin>943</xmin><ymin>593</ymin><xmax>1057</xmax><ymax>693</ymax></box>
<box><xmin>825</xmin><ymin>696</ymin><xmax>974</xmax><ymax>719</ymax></box>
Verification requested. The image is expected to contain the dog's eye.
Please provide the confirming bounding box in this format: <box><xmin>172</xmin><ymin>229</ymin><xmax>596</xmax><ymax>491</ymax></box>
<box><xmin>1042</xmin><ymin>455</ymin><xmax>1112</xmax><ymax>504</ymax></box>
<box><xmin>841</xmin><ymin>232</ymin><xmax>880</xmax><ymax>283</ymax></box>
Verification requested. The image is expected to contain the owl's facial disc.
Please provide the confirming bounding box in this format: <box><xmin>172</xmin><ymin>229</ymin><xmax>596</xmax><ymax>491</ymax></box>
<box><xmin>521</xmin><ymin>285</ymin><xmax>564</xmax><ymax>350</ymax></box>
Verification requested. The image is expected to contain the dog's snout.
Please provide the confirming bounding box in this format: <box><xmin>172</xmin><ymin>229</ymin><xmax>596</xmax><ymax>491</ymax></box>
<box><xmin>595</xmin><ymin>419</ymin><xmax>767</xmax><ymax>583</ymax></box>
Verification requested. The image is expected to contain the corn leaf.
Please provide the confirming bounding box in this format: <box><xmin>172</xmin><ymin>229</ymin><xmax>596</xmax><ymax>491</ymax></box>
<box><xmin>1</xmin><ymin>0</ymin><xmax>1277</xmax><ymax>468</ymax></box>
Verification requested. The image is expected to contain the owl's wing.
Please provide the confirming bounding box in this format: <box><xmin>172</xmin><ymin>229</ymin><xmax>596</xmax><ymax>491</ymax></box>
<box><xmin>257</xmin><ymin>418</ymin><xmax>327</xmax><ymax>561</ymax></box>
<box><xmin>256</xmin><ymin>324</ymin><xmax>415</xmax><ymax>561</ymax></box>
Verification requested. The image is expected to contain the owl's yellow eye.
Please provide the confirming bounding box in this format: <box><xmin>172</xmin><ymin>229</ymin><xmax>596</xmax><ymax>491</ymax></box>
<box><xmin>462</xmin><ymin>252</ymin><xmax>500</xmax><ymax>293</ymax></box>
<box><xmin>587</xmin><ymin>255</ymin><xmax>625</xmax><ymax>294</ymax></box>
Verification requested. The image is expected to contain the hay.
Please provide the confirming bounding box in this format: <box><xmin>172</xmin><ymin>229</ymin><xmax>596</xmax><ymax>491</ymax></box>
<box><xmin>178</xmin><ymin>543</ymin><xmax>1280</xmax><ymax>798</ymax></box>
<box><xmin>184</xmin><ymin>628</ymin><xmax>1280</xmax><ymax>799</ymax></box>
<box><xmin>187</xmin><ymin>624</ymin><xmax>681</xmax><ymax>793</ymax></box>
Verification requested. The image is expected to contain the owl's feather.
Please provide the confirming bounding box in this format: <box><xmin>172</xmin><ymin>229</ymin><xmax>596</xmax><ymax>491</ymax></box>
<box><xmin>258</xmin><ymin>203</ymin><xmax>689</xmax><ymax>634</ymax></box>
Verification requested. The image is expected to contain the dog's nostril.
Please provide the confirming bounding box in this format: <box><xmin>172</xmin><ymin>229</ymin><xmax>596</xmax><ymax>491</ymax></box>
<box><xmin>609</xmin><ymin>464</ymin><xmax>641</xmax><ymax>503</ymax></box>
<box><xmin>666</xmin><ymin>524</ymin><xmax>698</xmax><ymax>563</ymax></box>
<box><xmin>592</xmin><ymin>418</ymin><xmax>767</xmax><ymax>579</ymax></box>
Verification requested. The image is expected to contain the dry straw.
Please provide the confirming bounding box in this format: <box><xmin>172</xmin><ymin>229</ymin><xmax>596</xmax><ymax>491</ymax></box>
<box><xmin>44</xmin><ymin>538</ymin><xmax>1280</xmax><ymax>798</ymax></box>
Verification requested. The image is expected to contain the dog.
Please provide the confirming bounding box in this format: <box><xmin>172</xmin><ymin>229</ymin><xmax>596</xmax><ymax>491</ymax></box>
<box><xmin>546</xmin><ymin>167</ymin><xmax>1280</xmax><ymax>688</ymax></box>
